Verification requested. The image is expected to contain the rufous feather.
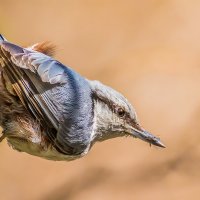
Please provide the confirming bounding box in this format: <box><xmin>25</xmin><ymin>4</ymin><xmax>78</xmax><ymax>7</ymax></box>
<box><xmin>27</xmin><ymin>42</ymin><xmax>56</xmax><ymax>56</ymax></box>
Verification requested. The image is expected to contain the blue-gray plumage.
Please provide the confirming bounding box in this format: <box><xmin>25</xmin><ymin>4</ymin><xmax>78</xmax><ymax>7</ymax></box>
<box><xmin>0</xmin><ymin>34</ymin><xmax>165</xmax><ymax>161</ymax></box>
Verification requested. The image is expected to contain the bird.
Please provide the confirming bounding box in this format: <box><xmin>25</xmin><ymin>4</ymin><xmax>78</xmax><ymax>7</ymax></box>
<box><xmin>0</xmin><ymin>34</ymin><xmax>165</xmax><ymax>161</ymax></box>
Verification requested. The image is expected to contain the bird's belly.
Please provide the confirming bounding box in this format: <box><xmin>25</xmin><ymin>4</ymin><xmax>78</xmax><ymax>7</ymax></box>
<box><xmin>7</xmin><ymin>136</ymin><xmax>77</xmax><ymax>161</ymax></box>
<box><xmin>3</xmin><ymin>114</ymin><xmax>79</xmax><ymax>161</ymax></box>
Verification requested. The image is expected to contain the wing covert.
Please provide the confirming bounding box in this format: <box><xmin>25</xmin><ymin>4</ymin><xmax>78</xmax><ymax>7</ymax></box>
<box><xmin>0</xmin><ymin>41</ymin><xmax>68</xmax><ymax>133</ymax></box>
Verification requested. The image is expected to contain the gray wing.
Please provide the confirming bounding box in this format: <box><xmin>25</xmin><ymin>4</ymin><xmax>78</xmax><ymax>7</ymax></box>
<box><xmin>0</xmin><ymin>41</ymin><xmax>68</xmax><ymax>141</ymax></box>
<box><xmin>0</xmin><ymin>41</ymin><xmax>93</xmax><ymax>155</ymax></box>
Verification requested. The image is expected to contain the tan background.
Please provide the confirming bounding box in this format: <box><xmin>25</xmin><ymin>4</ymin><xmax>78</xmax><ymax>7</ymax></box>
<box><xmin>1</xmin><ymin>0</ymin><xmax>200</xmax><ymax>200</ymax></box>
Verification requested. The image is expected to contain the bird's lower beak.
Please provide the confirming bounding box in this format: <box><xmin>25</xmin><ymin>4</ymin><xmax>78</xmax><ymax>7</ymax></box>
<box><xmin>131</xmin><ymin>128</ymin><xmax>166</xmax><ymax>148</ymax></box>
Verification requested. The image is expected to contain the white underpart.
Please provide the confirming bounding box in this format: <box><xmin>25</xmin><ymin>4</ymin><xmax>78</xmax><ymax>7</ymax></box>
<box><xmin>90</xmin><ymin>106</ymin><xmax>97</xmax><ymax>141</ymax></box>
<box><xmin>7</xmin><ymin>127</ymin><xmax>89</xmax><ymax>161</ymax></box>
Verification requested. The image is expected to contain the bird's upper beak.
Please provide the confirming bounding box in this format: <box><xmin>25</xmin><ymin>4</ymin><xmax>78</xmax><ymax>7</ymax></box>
<box><xmin>131</xmin><ymin>127</ymin><xmax>166</xmax><ymax>148</ymax></box>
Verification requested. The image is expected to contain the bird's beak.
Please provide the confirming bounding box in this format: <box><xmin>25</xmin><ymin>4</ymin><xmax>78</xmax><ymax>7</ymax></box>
<box><xmin>131</xmin><ymin>127</ymin><xmax>166</xmax><ymax>148</ymax></box>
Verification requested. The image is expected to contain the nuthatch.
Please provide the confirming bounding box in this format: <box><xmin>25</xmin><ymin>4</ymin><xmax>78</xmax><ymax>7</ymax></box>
<box><xmin>0</xmin><ymin>34</ymin><xmax>165</xmax><ymax>161</ymax></box>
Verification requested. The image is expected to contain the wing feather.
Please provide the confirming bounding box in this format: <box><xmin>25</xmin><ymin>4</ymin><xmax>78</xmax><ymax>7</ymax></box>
<box><xmin>0</xmin><ymin>42</ymin><xmax>66</xmax><ymax>142</ymax></box>
<box><xmin>0</xmin><ymin>41</ymin><xmax>93</xmax><ymax>155</ymax></box>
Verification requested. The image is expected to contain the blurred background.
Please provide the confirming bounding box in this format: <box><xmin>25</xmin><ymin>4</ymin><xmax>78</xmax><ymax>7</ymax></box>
<box><xmin>1</xmin><ymin>0</ymin><xmax>200</xmax><ymax>199</ymax></box>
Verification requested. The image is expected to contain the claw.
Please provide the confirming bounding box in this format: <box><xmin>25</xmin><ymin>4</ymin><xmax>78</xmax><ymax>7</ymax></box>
<box><xmin>0</xmin><ymin>131</ymin><xmax>6</xmax><ymax>142</ymax></box>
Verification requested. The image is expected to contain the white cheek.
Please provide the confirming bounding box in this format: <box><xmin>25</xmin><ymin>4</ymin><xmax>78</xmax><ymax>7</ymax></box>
<box><xmin>91</xmin><ymin>101</ymin><xmax>113</xmax><ymax>137</ymax></box>
<box><xmin>96</xmin><ymin>102</ymin><xmax>111</xmax><ymax>120</ymax></box>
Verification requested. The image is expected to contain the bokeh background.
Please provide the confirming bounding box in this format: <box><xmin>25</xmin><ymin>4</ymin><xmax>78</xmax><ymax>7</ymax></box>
<box><xmin>1</xmin><ymin>0</ymin><xmax>200</xmax><ymax>199</ymax></box>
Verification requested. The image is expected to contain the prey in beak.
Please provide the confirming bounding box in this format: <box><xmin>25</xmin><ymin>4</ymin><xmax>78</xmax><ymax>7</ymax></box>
<box><xmin>131</xmin><ymin>127</ymin><xmax>165</xmax><ymax>148</ymax></box>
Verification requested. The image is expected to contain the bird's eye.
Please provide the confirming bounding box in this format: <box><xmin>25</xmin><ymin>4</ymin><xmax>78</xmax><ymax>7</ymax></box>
<box><xmin>117</xmin><ymin>107</ymin><xmax>125</xmax><ymax>118</ymax></box>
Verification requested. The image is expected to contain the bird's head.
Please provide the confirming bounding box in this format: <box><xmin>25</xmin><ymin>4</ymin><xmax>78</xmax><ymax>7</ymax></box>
<box><xmin>89</xmin><ymin>81</ymin><xmax>165</xmax><ymax>148</ymax></box>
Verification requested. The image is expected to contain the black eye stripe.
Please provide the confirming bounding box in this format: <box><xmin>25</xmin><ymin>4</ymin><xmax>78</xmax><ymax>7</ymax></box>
<box><xmin>93</xmin><ymin>91</ymin><xmax>133</xmax><ymax>123</ymax></box>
